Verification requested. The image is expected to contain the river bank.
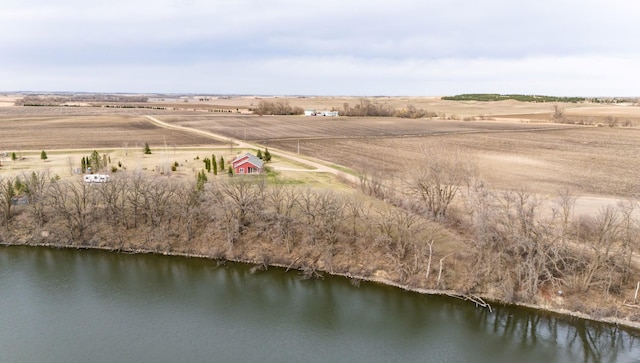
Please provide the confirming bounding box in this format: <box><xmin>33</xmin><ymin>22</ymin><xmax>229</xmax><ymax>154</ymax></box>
<box><xmin>1</xmin><ymin>171</ymin><xmax>639</xmax><ymax>334</ymax></box>
<box><xmin>3</xmin><ymin>240</ymin><xmax>639</xmax><ymax>333</ymax></box>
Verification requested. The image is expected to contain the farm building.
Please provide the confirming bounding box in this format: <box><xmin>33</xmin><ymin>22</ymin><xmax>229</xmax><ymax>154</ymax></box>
<box><xmin>304</xmin><ymin>110</ymin><xmax>339</xmax><ymax>117</ymax></box>
<box><xmin>231</xmin><ymin>153</ymin><xmax>264</xmax><ymax>175</ymax></box>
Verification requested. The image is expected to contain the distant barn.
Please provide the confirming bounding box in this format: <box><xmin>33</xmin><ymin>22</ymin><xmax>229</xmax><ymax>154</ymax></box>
<box><xmin>304</xmin><ymin>110</ymin><xmax>339</xmax><ymax>117</ymax></box>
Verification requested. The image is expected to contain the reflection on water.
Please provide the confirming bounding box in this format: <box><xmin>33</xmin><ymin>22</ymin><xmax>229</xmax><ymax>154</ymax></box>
<box><xmin>1</xmin><ymin>246</ymin><xmax>638</xmax><ymax>363</ymax></box>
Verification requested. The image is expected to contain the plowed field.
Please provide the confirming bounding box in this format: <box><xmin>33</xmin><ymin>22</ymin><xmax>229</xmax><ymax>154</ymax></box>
<box><xmin>0</xmin><ymin>114</ymin><xmax>221</xmax><ymax>150</ymax></box>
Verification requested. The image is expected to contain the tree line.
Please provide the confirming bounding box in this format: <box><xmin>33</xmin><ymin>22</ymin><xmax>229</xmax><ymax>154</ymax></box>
<box><xmin>340</xmin><ymin>99</ymin><xmax>438</xmax><ymax>118</ymax></box>
<box><xmin>252</xmin><ymin>100</ymin><xmax>304</xmax><ymax>115</ymax></box>
<box><xmin>442</xmin><ymin>94</ymin><xmax>586</xmax><ymax>103</ymax></box>
<box><xmin>1</xmin><ymin>154</ymin><xmax>638</xmax><ymax>318</ymax></box>
<box><xmin>15</xmin><ymin>95</ymin><xmax>149</xmax><ymax>106</ymax></box>
<box><xmin>362</xmin><ymin>146</ymin><xmax>640</xmax><ymax>311</ymax></box>
<box><xmin>0</xmin><ymin>171</ymin><xmax>441</xmax><ymax>285</ymax></box>
<box><xmin>250</xmin><ymin>99</ymin><xmax>438</xmax><ymax>118</ymax></box>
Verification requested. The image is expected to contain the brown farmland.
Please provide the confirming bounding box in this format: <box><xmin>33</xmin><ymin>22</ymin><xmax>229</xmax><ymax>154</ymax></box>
<box><xmin>2</xmin><ymin>99</ymin><xmax>640</xmax><ymax>201</ymax></box>
<box><xmin>0</xmin><ymin>111</ymin><xmax>220</xmax><ymax>150</ymax></box>
<box><xmin>154</xmin><ymin>113</ymin><xmax>640</xmax><ymax>198</ymax></box>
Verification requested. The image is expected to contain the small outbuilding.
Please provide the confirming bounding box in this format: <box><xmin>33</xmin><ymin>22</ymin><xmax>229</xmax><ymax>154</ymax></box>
<box><xmin>231</xmin><ymin>153</ymin><xmax>264</xmax><ymax>175</ymax></box>
<box><xmin>83</xmin><ymin>174</ymin><xmax>111</xmax><ymax>183</ymax></box>
<box><xmin>304</xmin><ymin>109</ymin><xmax>339</xmax><ymax>117</ymax></box>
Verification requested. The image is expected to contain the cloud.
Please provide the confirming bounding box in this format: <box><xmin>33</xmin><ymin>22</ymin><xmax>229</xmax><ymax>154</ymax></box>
<box><xmin>1</xmin><ymin>0</ymin><xmax>639</xmax><ymax>95</ymax></box>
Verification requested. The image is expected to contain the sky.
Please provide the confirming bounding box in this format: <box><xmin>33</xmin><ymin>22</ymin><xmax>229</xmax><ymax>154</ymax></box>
<box><xmin>2</xmin><ymin>0</ymin><xmax>639</xmax><ymax>96</ymax></box>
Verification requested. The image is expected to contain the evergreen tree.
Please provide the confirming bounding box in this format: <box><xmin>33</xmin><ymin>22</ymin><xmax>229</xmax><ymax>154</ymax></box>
<box><xmin>256</xmin><ymin>150</ymin><xmax>263</xmax><ymax>159</ymax></box>
<box><xmin>90</xmin><ymin>150</ymin><xmax>101</xmax><ymax>170</ymax></box>
<box><xmin>219</xmin><ymin>156</ymin><xmax>225</xmax><ymax>171</ymax></box>
<box><xmin>227</xmin><ymin>166</ymin><xmax>233</xmax><ymax>176</ymax></box>
<box><xmin>14</xmin><ymin>177</ymin><xmax>26</xmax><ymax>194</ymax></box>
<box><xmin>11</xmin><ymin>152</ymin><xmax>17</xmax><ymax>162</ymax></box>
<box><xmin>40</xmin><ymin>150</ymin><xmax>48</xmax><ymax>161</ymax></box>
<box><xmin>81</xmin><ymin>157</ymin><xmax>86</xmax><ymax>173</ymax></box>
<box><xmin>264</xmin><ymin>148</ymin><xmax>272</xmax><ymax>162</ymax></box>
<box><xmin>196</xmin><ymin>169</ymin><xmax>208</xmax><ymax>191</ymax></box>
<box><xmin>212</xmin><ymin>159</ymin><xmax>218</xmax><ymax>175</ymax></box>
<box><xmin>144</xmin><ymin>142</ymin><xmax>152</xmax><ymax>155</ymax></box>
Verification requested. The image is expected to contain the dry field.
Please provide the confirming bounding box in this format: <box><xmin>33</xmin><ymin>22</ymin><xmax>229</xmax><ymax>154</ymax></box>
<box><xmin>268</xmin><ymin>127</ymin><xmax>640</xmax><ymax>198</ymax></box>
<box><xmin>1</xmin><ymin>99</ymin><xmax>639</xmax><ymax>204</ymax></box>
<box><xmin>155</xmin><ymin>114</ymin><xmax>576</xmax><ymax>141</ymax></box>
<box><xmin>0</xmin><ymin>112</ymin><xmax>219</xmax><ymax>151</ymax></box>
<box><xmin>152</xmin><ymin>113</ymin><xmax>640</xmax><ymax>199</ymax></box>
<box><xmin>157</xmin><ymin>95</ymin><xmax>640</xmax><ymax>119</ymax></box>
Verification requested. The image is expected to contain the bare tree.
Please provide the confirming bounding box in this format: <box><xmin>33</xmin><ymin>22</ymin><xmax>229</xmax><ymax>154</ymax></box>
<box><xmin>22</xmin><ymin>170</ymin><xmax>54</xmax><ymax>228</ymax></box>
<box><xmin>124</xmin><ymin>173</ymin><xmax>149</xmax><ymax>228</ymax></box>
<box><xmin>409</xmin><ymin>144</ymin><xmax>476</xmax><ymax>220</ymax></box>
<box><xmin>343</xmin><ymin>193</ymin><xmax>367</xmax><ymax>244</ymax></box>
<box><xmin>49</xmin><ymin>180</ymin><xmax>98</xmax><ymax>244</ymax></box>
<box><xmin>0</xmin><ymin>176</ymin><xmax>17</xmax><ymax>228</ymax></box>
<box><xmin>175</xmin><ymin>181</ymin><xmax>207</xmax><ymax>243</ymax></box>
<box><xmin>375</xmin><ymin>207</ymin><xmax>425</xmax><ymax>283</ymax></box>
<box><xmin>220</xmin><ymin>177</ymin><xmax>264</xmax><ymax>232</ymax></box>
<box><xmin>617</xmin><ymin>200</ymin><xmax>639</xmax><ymax>278</ymax></box>
<box><xmin>298</xmin><ymin>188</ymin><xmax>321</xmax><ymax>246</ymax></box>
<box><xmin>465</xmin><ymin>186</ymin><xmax>571</xmax><ymax>301</ymax></box>
<box><xmin>264</xmin><ymin>183</ymin><xmax>299</xmax><ymax>253</ymax></box>
<box><xmin>576</xmin><ymin>206</ymin><xmax>621</xmax><ymax>293</ymax></box>
<box><xmin>553</xmin><ymin>188</ymin><xmax>576</xmax><ymax>247</ymax></box>
<box><xmin>314</xmin><ymin>191</ymin><xmax>345</xmax><ymax>248</ymax></box>
<box><xmin>144</xmin><ymin>179</ymin><xmax>178</xmax><ymax>229</ymax></box>
<box><xmin>552</xmin><ymin>104</ymin><xmax>565</xmax><ymax>121</ymax></box>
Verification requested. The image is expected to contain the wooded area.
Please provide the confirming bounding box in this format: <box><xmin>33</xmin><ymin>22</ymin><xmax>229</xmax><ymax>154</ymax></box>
<box><xmin>1</xmin><ymin>164</ymin><xmax>638</xmax><ymax>320</ymax></box>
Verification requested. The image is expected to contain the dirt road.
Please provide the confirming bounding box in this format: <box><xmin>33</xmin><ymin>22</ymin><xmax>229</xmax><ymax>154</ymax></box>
<box><xmin>144</xmin><ymin>116</ymin><xmax>637</xmax><ymax>219</ymax></box>
<box><xmin>144</xmin><ymin>115</ymin><xmax>360</xmax><ymax>184</ymax></box>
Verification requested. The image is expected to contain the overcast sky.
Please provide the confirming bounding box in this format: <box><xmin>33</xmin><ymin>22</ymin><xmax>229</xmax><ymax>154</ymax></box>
<box><xmin>2</xmin><ymin>0</ymin><xmax>639</xmax><ymax>96</ymax></box>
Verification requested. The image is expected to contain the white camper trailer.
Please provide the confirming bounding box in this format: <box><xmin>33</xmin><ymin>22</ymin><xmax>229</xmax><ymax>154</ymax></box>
<box><xmin>83</xmin><ymin>174</ymin><xmax>111</xmax><ymax>183</ymax></box>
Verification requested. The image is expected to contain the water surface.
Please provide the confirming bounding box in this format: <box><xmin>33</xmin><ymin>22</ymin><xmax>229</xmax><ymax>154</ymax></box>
<box><xmin>1</xmin><ymin>246</ymin><xmax>638</xmax><ymax>362</ymax></box>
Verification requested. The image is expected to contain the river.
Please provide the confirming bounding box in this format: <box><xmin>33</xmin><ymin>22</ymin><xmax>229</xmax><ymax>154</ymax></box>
<box><xmin>1</xmin><ymin>246</ymin><xmax>639</xmax><ymax>362</ymax></box>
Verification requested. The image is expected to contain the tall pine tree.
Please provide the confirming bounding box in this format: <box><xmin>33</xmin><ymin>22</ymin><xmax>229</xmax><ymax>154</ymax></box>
<box><xmin>264</xmin><ymin>148</ymin><xmax>271</xmax><ymax>162</ymax></box>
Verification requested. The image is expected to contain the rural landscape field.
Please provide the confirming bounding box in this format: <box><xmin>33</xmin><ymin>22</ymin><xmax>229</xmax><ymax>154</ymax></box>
<box><xmin>1</xmin><ymin>93</ymin><xmax>640</xmax><ymax>328</ymax></box>
<box><xmin>3</xmin><ymin>95</ymin><xmax>639</xmax><ymax>202</ymax></box>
